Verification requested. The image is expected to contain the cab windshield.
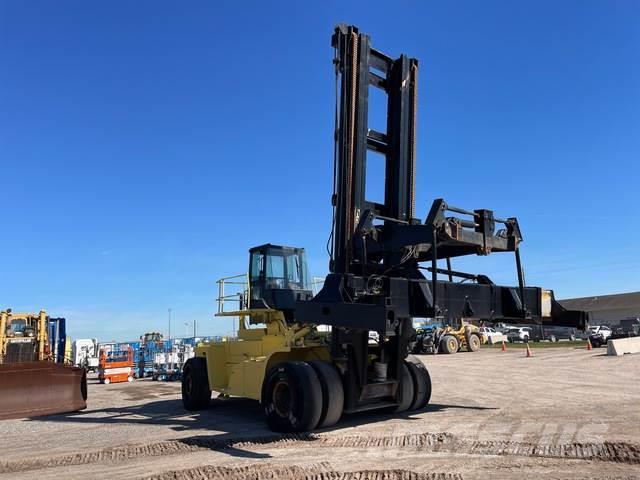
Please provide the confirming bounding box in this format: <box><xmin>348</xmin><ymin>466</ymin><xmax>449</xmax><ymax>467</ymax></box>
<box><xmin>250</xmin><ymin>247</ymin><xmax>311</xmax><ymax>291</ymax></box>
<box><xmin>8</xmin><ymin>319</ymin><xmax>27</xmax><ymax>335</ymax></box>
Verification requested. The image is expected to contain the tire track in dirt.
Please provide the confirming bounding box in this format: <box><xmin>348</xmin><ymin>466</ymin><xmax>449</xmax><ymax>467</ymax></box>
<box><xmin>2</xmin><ymin>432</ymin><xmax>639</xmax><ymax>474</ymax></box>
<box><xmin>143</xmin><ymin>464</ymin><xmax>463</xmax><ymax>480</ymax></box>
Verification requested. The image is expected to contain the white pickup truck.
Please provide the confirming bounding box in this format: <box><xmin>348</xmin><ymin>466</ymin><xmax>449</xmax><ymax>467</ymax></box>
<box><xmin>588</xmin><ymin>325</ymin><xmax>612</xmax><ymax>348</ymax></box>
<box><xmin>589</xmin><ymin>325</ymin><xmax>612</xmax><ymax>339</ymax></box>
<box><xmin>478</xmin><ymin>327</ymin><xmax>505</xmax><ymax>344</ymax></box>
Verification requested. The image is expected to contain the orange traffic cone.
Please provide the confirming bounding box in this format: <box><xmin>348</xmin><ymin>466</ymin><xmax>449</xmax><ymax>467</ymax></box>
<box><xmin>501</xmin><ymin>340</ymin><xmax>506</xmax><ymax>352</ymax></box>
<box><xmin>526</xmin><ymin>342</ymin><xmax>533</xmax><ymax>357</ymax></box>
<box><xmin>587</xmin><ymin>338</ymin><xmax>593</xmax><ymax>351</ymax></box>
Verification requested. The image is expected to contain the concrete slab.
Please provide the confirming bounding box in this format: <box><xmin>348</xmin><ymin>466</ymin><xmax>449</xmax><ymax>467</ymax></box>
<box><xmin>607</xmin><ymin>336</ymin><xmax>640</xmax><ymax>356</ymax></box>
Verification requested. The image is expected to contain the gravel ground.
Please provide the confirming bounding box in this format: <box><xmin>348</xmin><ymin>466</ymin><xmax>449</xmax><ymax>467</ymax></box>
<box><xmin>0</xmin><ymin>346</ymin><xmax>638</xmax><ymax>479</ymax></box>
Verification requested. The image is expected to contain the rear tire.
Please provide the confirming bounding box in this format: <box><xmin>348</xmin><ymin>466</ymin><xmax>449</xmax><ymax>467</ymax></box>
<box><xmin>405</xmin><ymin>355</ymin><xmax>432</xmax><ymax>410</ymax></box>
<box><xmin>262</xmin><ymin>361</ymin><xmax>322</xmax><ymax>432</ymax></box>
<box><xmin>182</xmin><ymin>357</ymin><xmax>211</xmax><ymax>411</ymax></box>
<box><xmin>308</xmin><ymin>360</ymin><xmax>344</xmax><ymax>428</ymax></box>
<box><xmin>466</xmin><ymin>333</ymin><xmax>481</xmax><ymax>352</ymax></box>
<box><xmin>394</xmin><ymin>363</ymin><xmax>415</xmax><ymax>413</ymax></box>
<box><xmin>440</xmin><ymin>335</ymin><xmax>459</xmax><ymax>354</ymax></box>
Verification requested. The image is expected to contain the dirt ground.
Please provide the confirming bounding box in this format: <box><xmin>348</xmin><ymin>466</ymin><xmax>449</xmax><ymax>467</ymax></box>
<box><xmin>1</xmin><ymin>346</ymin><xmax>638</xmax><ymax>480</ymax></box>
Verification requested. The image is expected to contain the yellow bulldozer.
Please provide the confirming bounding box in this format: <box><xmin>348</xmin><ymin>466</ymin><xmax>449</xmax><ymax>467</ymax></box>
<box><xmin>0</xmin><ymin>309</ymin><xmax>87</xmax><ymax>420</ymax></box>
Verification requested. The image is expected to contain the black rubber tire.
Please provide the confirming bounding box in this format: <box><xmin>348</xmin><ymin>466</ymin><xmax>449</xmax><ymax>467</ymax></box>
<box><xmin>440</xmin><ymin>335</ymin><xmax>459</xmax><ymax>354</ymax></box>
<box><xmin>308</xmin><ymin>360</ymin><xmax>344</xmax><ymax>428</ymax></box>
<box><xmin>182</xmin><ymin>357</ymin><xmax>211</xmax><ymax>411</ymax></box>
<box><xmin>466</xmin><ymin>333</ymin><xmax>481</xmax><ymax>352</ymax></box>
<box><xmin>394</xmin><ymin>363</ymin><xmax>415</xmax><ymax>413</ymax></box>
<box><xmin>405</xmin><ymin>355</ymin><xmax>432</xmax><ymax>410</ymax></box>
<box><xmin>262</xmin><ymin>361</ymin><xmax>322</xmax><ymax>432</ymax></box>
<box><xmin>549</xmin><ymin>335</ymin><xmax>557</xmax><ymax>343</ymax></box>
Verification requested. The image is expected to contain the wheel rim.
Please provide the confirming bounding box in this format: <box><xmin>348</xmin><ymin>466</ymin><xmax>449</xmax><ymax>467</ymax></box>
<box><xmin>448</xmin><ymin>338</ymin><xmax>456</xmax><ymax>351</ymax></box>
<box><xmin>272</xmin><ymin>380</ymin><xmax>292</xmax><ymax>417</ymax></box>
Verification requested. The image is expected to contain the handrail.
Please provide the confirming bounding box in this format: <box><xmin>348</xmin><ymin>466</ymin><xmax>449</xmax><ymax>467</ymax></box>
<box><xmin>216</xmin><ymin>273</ymin><xmax>249</xmax><ymax>314</ymax></box>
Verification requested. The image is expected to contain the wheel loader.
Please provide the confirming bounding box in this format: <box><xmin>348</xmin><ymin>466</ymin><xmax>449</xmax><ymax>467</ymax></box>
<box><xmin>438</xmin><ymin>322</ymin><xmax>485</xmax><ymax>354</ymax></box>
<box><xmin>413</xmin><ymin>321</ymin><xmax>484</xmax><ymax>355</ymax></box>
<box><xmin>182</xmin><ymin>24</ymin><xmax>589</xmax><ymax>433</ymax></box>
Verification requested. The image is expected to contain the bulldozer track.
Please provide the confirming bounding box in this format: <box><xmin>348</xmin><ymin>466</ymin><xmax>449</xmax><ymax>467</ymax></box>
<box><xmin>144</xmin><ymin>464</ymin><xmax>463</xmax><ymax>480</ymax></box>
<box><xmin>1</xmin><ymin>432</ymin><xmax>639</xmax><ymax>474</ymax></box>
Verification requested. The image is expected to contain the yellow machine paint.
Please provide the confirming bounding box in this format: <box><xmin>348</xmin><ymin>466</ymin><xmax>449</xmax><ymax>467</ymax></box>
<box><xmin>195</xmin><ymin>307</ymin><xmax>329</xmax><ymax>401</ymax></box>
<box><xmin>440</xmin><ymin>321</ymin><xmax>486</xmax><ymax>353</ymax></box>
<box><xmin>0</xmin><ymin>310</ymin><xmax>49</xmax><ymax>362</ymax></box>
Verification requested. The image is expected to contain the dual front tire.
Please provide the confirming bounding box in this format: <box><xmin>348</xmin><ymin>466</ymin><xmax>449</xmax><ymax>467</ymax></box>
<box><xmin>262</xmin><ymin>360</ymin><xmax>344</xmax><ymax>433</ymax></box>
<box><xmin>183</xmin><ymin>355</ymin><xmax>431</xmax><ymax>433</ymax></box>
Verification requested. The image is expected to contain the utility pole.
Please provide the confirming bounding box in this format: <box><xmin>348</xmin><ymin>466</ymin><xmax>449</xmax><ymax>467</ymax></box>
<box><xmin>193</xmin><ymin>319</ymin><xmax>197</xmax><ymax>338</ymax></box>
<box><xmin>168</xmin><ymin>308</ymin><xmax>172</xmax><ymax>341</ymax></box>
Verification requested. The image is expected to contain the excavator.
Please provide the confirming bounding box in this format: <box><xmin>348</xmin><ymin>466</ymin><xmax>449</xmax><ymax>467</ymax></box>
<box><xmin>181</xmin><ymin>24</ymin><xmax>589</xmax><ymax>432</ymax></box>
<box><xmin>0</xmin><ymin>309</ymin><xmax>87</xmax><ymax>420</ymax></box>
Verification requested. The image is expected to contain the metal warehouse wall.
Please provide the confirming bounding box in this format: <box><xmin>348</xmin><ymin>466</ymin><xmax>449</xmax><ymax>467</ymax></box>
<box><xmin>560</xmin><ymin>291</ymin><xmax>640</xmax><ymax>326</ymax></box>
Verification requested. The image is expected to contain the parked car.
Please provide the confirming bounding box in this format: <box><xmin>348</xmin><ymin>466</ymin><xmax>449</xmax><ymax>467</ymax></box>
<box><xmin>590</xmin><ymin>323</ymin><xmax>638</xmax><ymax>348</ymax></box>
<box><xmin>506</xmin><ymin>327</ymin><xmax>532</xmax><ymax>343</ymax></box>
<box><xmin>614</xmin><ymin>318</ymin><xmax>640</xmax><ymax>336</ymax></box>
<box><xmin>542</xmin><ymin>326</ymin><xmax>578</xmax><ymax>342</ymax></box>
<box><xmin>493</xmin><ymin>323</ymin><xmax>514</xmax><ymax>335</ymax></box>
<box><xmin>479</xmin><ymin>327</ymin><xmax>505</xmax><ymax>344</ymax></box>
<box><xmin>588</xmin><ymin>325</ymin><xmax>612</xmax><ymax>339</ymax></box>
<box><xmin>588</xmin><ymin>325</ymin><xmax>613</xmax><ymax>348</ymax></box>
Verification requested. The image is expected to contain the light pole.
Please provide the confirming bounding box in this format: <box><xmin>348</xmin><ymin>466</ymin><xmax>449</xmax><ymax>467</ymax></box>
<box><xmin>168</xmin><ymin>308</ymin><xmax>172</xmax><ymax>341</ymax></box>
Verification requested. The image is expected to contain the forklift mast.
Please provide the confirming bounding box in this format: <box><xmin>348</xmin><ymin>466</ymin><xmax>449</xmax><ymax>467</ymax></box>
<box><xmin>300</xmin><ymin>23</ymin><xmax>587</xmax><ymax>331</ymax></box>
<box><xmin>330</xmin><ymin>24</ymin><xmax>418</xmax><ymax>275</ymax></box>
<box><xmin>296</xmin><ymin>24</ymin><xmax>588</xmax><ymax>413</ymax></box>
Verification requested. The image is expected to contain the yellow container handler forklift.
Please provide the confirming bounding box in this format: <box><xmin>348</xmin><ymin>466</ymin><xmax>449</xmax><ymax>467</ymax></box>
<box><xmin>182</xmin><ymin>25</ymin><xmax>588</xmax><ymax>433</ymax></box>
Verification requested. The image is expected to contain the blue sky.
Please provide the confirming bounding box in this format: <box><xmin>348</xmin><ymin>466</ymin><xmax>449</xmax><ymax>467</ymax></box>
<box><xmin>1</xmin><ymin>1</ymin><xmax>638</xmax><ymax>340</ymax></box>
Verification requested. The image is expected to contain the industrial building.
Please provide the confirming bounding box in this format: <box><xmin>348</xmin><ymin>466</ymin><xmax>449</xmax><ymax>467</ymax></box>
<box><xmin>560</xmin><ymin>291</ymin><xmax>640</xmax><ymax>326</ymax></box>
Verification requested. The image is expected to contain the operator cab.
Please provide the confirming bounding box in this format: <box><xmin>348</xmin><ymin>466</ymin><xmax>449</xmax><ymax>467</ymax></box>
<box><xmin>249</xmin><ymin>244</ymin><xmax>313</xmax><ymax>317</ymax></box>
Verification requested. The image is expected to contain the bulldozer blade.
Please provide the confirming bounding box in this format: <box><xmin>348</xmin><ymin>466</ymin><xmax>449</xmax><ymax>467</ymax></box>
<box><xmin>0</xmin><ymin>361</ymin><xmax>87</xmax><ymax>420</ymax></box>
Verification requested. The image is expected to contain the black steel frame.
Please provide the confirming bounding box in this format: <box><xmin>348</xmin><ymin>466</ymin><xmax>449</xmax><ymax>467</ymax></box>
<box><xmin>296</xmin><ymin>24</ymin><xmax>588</xmax><ymax>413</ymax></box>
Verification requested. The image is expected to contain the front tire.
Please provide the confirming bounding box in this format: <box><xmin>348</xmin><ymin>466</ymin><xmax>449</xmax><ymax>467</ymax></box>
<box><xmin>405</xmin><ymin>355</ymin><xmax>432</xmax><ymax>410</ymax></box>
<box><xmin>262</xmin><ymin>361</ymin><xmax>322</xmax><ymax>432</ymax></box>
<box><xmin>182</xmin><ymin>357</ymin><xmax>211</xmax><ymax>411</ymax></box>
<box><xmin>440</xmin><ymin>335</ymin><xmax>459</xmax><ymax>354</ymax></box>
<box><xmin>393</xmin><ymin>363</ymin><xmax>415</xmax><ymax>413</ymax></box>
<box><xmin>308</xmin><ymin>360</ymin><xmax>344</xmax><ymax>429</ymax></box>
